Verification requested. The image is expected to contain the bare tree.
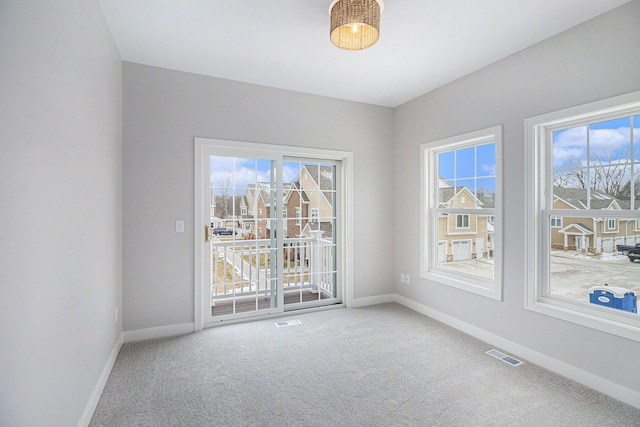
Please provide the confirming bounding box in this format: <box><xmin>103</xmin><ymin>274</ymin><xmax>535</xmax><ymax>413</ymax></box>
<box><xmin>553</xmin><ymin>146</ymin><xmax>630</xmax><ymax>198</ymax></box>
<box><xmin>213</xmin><ymin>177</ymin><xmax>234</xmax><ymax>218</ymax></box>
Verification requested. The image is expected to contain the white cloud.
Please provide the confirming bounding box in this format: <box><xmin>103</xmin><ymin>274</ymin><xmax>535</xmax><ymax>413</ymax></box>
<box><xmin>553</xmin><ymin>126</ymin><xmax>635</xmax><ymax>167</ymax></box>
<box><xmin>480</xmin><ymin>163</ymin><xmax>496</xmax><ymax>175</ymax></box>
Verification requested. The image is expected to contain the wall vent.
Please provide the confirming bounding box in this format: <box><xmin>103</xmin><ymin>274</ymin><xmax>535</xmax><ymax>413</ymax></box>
<box><xmin>486</xmin><ymin>349</ymin><xmax>524</xmax><ymax>366</ymax></box>
<box><xmin>275</xmin><ymin>319</ymin><xmax>301</xmax><ymax>327</ymax></box>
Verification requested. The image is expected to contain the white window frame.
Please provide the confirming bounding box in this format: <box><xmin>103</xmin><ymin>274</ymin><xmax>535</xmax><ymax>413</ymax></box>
<box><xmin>420</xmin><ymin>125</ymin><xmax>503</xmax><ymax>300</ymax></box>
<box><xmin>525</xmin><ymin>90</ymin><xmax>640</xmax><ymax>342</ymax></box>
<box><xmin>311</xmin><ymin>207</ymin><xmax>319</xmax><ymax>221</ymax></box>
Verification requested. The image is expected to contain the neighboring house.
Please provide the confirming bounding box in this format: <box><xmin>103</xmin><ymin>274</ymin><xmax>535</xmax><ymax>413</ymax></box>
<box><xmin>237</xmin><ymin>165</ymin><xmax>335</xmax><ymax>240</ymax></box>
<box><xmin>437</xmin><ymin>181</ymin><xmax>494</xmax><ymax>262</ymax></box>
<box><xmin>551</xmin><ymin>187</ymin><xmax>640</xmax><ymax>253</ymax></box>
<box><xmin>284</xmin><ymin>181</ymin><xmax>309</xmax><ymax>238</ymax></box>
<box><xmin>295</xmin><ymin>165</ymin><xmax>334</xmax><ymax>239</ymax></box>
<box><xmin>242</xmin><ymin>182</ymin><xmax>292</xmax><ymax>238</ymax></box>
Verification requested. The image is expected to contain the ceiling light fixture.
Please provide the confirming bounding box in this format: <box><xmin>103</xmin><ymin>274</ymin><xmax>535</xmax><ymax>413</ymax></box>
<box><xmin>329</xmin><ymin>0</ymin><xmax>383</xmax><ymax>51</ymax></box>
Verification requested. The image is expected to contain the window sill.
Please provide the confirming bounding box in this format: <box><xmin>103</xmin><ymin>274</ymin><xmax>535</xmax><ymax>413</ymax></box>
<box><xmin>422</xmin><ymin>269</ymin><xmax>502</xmax><ymax>301</ymax></box>
<box><xmin>526</xmin><ymin>297</ymin><xmax>640</xmax><ymax>342</ymax></box>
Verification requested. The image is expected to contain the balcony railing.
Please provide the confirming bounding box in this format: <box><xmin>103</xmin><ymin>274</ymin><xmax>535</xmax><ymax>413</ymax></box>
<box><xmin>210</xmin><ymin>231</ymin><xmax>335</xmax><ymax>304</ymax></box>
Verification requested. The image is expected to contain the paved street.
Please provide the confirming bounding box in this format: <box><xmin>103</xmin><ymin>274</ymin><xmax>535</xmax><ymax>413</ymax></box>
<box><xmin>550</xmin><ymin>251</ymin><xmax>640</xmax><ymax>302</ymax></box>
<box><xmin>438</xmin><ymin>251</ymin><xmax>640</xmax><ymax>305</ymax></box>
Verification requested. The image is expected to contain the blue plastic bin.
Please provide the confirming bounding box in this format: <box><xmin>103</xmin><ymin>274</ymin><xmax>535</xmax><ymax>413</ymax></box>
<box><xmin>589</xmin><ymin>286</ymin><xmax>637</xmax><ymax>314</ymax></box>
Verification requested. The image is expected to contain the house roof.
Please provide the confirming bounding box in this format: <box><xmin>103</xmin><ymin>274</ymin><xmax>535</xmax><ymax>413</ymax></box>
<box><xmin>553</xmin><ymin>187</ymin><xmax>640</xmax><ymax>210</ymax></box>
<box><xmin>301</xmin><ymin>165</ymin><xmax>333</xmax><ymax>207</ymax></box>
<box><xmin>285</xmin><ymin>181</ymin><xmax>310</xmax><ymax>204</ymax></box>
<box><xmin>253</xmin><ymin>182</ymin><xmax>293</xmax><ymax>208</ymax></box>
<box><xmin>559</xmin><ymin>222</ymin><xmax>594</xmax><ymax>235</ymax></box>
<box><xmin>438</xmin><ymin>186</ymin><xmax>494</xmax><ymax>209</ymax></box>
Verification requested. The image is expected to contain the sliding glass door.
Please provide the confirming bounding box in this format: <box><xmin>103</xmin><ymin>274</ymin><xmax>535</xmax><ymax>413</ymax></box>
<box><xmin>196</xmin><ymin>141</ymin><xmax>345</xmax><ymax>326</ymax></box>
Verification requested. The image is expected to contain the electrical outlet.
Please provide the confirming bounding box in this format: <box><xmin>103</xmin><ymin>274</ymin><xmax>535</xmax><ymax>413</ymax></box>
<box><xmin>400</xmin><ymin>273</ymin><xmax>405</xmax><ymax>283</ymax></box>
<box><xmin>405</xmin><ymin>275</ymin><xmax>410</xmax><ymax>285</ymax></box>
<box><xmin>175</xmin><ymin>220</ymin><xmax>185</xmax><ymax>233</ymax></box>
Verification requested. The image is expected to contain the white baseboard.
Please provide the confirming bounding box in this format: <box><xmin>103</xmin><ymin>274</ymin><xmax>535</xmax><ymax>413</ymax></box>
<box><xmin>351</xmin><ymin>294</ymin><xmax>396</xmax><ymax>308</ymax></box>
<box><xmin>124</xmin><ymin>322</ymin><xmax>195</xmax><ymax>343</ymax></box>
<box><xmin>78</xmin><ymin>332</ymin><xmax>123</xmax><ymax>427</ymax></box>
<box><xmin>393</xmin><ymin>294</ymin><xmax>640</xmax><ymax>409</ymax></box>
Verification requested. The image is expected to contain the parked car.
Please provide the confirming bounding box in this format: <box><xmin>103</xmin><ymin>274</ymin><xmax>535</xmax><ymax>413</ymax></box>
<box><xmin>617</xmin><ymin>243</ymin><xmax>640</xmax><ymax>255</ymax></box>
<box><xmin>212</xmin><ymin>227</ymin><xmax>234</xmax><ymax>236</ymax></box>
<box><xmin>627</xmin><ymin>245</ymin><xmax>640</xmax><ymax>262</ymax></box>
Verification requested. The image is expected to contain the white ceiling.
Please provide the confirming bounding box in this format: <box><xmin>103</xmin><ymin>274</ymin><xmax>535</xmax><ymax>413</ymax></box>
<box><xmin>98</xmin><ymin>0</ymin><xmax>631</xmax><ymax>107</ymax></box>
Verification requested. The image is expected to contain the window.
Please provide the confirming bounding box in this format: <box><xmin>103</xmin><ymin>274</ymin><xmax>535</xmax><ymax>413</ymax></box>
<box><xmin>311</xmin><ymin>208</ymin><xmax>319</xmax><ymax>221</ymax></box>
<box><xmin>421</xmin><ymin>125</ymin><xmax>502</xmax><ymax>300</ymax></box>
<box><xmin>526</xmin><ymin>90</ymin><xmax>640</xmax><ymax>341</ymax></box>
<box><xmin>241</xmin><ymin>207</ymin><xmax>247</xmax><ymax>215</ymax></box>
<box><xmin>456</xmin><ymin>214</ymin><xmax>470</xmax><ymax>228</ymax></box>
<box><xmin>295</xmin><ymin>207</ymin><xmax>301</xmax><ymax>225</ymax></box>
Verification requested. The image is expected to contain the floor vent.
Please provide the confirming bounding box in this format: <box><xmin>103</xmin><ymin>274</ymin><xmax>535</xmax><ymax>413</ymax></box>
<box><xmin>275</xmin><ymin>319</ymin><xmax>301</xmax><ymax>327</ymax></box>
<box><xmin>486</xmin><ymin>349</ymin><xmax>524</xmax><ymax>366</ymax></box>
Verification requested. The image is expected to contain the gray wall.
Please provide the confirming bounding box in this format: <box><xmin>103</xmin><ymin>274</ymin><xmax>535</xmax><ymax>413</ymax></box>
<box><xmin>0</xmin><ymin>1</ymin><xmax>122</xmax><ymax>425</ymax></box>
<box><xmin>122</xmin><ymin>63</ymin><xmax>394</xmax><ymax>331</ymax></box>
<box><xmin>393</xmin><ymin>1</ymin><xmax>640</xmax><ymax>395</ymax></box>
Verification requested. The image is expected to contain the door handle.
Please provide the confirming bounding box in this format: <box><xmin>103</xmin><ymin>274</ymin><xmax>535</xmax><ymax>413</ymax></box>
<box><xmin>205</xmin><ymin>225</ymin><xmax>212</xmax><ymax>243</ymax></box>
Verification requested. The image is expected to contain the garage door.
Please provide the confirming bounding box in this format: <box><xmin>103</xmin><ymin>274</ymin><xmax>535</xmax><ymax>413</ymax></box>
<box><xmin>452</xmin><ymin>240</ymin><xmax>471</xmax><ymax>261</ymax></box>
<box><xmin>438</xmin><ymin>241</ymin><xmax>447</xmax><ymax>263</ymax></box>
<box><xmin>602</xmin><ymin>238</ymin><xmax>613</xmax><ymax>253</ymax></box>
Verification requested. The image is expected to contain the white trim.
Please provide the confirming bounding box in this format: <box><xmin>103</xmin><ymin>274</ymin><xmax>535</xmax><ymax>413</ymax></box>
<box><xmin>351</xmin><ymin>294</ymin><xmax>396</xmax><ymax>307</ymax></box>
<box><xmin>420</xmin><ymin>125</ymin><xmax>503</xmax><ymax>301</ymax></box>
<box><xmin>392</xmin><ymin>295</ymin><xmax>640</xmax><ymax>409</ymax></box>
<box><xmin>123</xmin><ymin>323</ymin><xmax>195</xmax><ymax>343</ymax></box>
<box><xmin>77</xmin><ymin>333</ymin><xmax>123</xmax><ymax>427</ymax></box>
<box><xmin>525</xmin><ymin>91</ymin><xmax>640</xmax><ymax>342</ymax></box>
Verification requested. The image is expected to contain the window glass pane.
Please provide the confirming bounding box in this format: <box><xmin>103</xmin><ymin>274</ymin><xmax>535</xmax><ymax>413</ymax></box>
<box><xmin>438</xmin><ymin>151</ymin><xmax>455</xmax><ymax>180</ymax></box>
<box><xmin>475</xmin><ymin>143</ymin><xmax>496</xmax><ymax>178</ymax></box>
<box><xmin>553</xmin><ymin>126</ymin><xmax>588</xmax><ymax>197</ymax></box>
<box><xmin>436</xmin><ymin>218</ymin><xmax>494</xmax><ymax>280</ymax></box>
<box><xmin>455</xmin><ymin>147</ymin><xmax>475</xmax><ymax>179</ymax></box>
<box><xmin>589</xmin><ymin>117</ymin><xmax>631</xmax><ymax>164</ymax></box>
<box><xmin>475</xmin><ymin>178</ymin><xmax>495</xmax><ymax>209</ymax></box>
<box><xmin>548</xmin><ymin>215</ymin><xmax>639</xmax><ymax>314</ymax></box>
<box><xmin>455</xmin><ymin>180</ymin><xmax>475</xmax><ymax>208</ymax></box>
<box><xmin>588</xmin><ymin>166</ymin><xmax>629</xmax><ymax>208</ymax></box>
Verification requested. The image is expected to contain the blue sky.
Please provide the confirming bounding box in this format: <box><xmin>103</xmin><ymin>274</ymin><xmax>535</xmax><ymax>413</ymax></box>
<box><xmin>438</xmin><ymin>142</ymin><xmax>496</xmax><ymax>193</ymax></box>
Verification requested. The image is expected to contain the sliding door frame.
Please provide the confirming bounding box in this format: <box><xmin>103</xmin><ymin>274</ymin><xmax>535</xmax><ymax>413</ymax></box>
<box><xmin>194</xmin><ymin>137</ymin><xmax>353</xmax><ymax>331</ymax></box>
